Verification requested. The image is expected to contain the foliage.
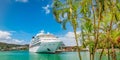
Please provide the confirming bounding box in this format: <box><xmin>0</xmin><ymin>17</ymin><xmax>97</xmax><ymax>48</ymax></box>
<box><xmin>53</xmin><ymin>0</ymin><xmax>82</xmax><ymax>60</ymax></box>
<box><xmin>52</xmin><ymin>0</ymin><xmax>120</xmax><ymax>60</ymax></box>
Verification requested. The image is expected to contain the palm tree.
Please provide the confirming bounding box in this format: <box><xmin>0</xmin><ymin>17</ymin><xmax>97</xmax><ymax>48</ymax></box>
<box><xmin>52</xmin><ymin>0</ymin><xmax>120</xmax><ymax>60</ymax></box>
<box><xmin>52</xmin><ymin>0</ymin><xmax>82</xmax><ymax>60</ymax></box>
<box><xmin>79</xmin><ymin>0</ymin><xmax>120</xmax><ymax>60</ymax></box>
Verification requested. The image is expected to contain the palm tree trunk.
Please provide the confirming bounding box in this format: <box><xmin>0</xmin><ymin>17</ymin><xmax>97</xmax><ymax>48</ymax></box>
<box><xmin>107</xmin><ymin>40</ymin><xmax>110</xmax><ymax>60</ymax></box>
<box><xmin>90</xmin><ymin>52</ymin><xmax>91</xmax><ymax>60</ymax></box>
<box><xmin>99</xmin><ymin>48</ymin><xmax>104</xmax><ymax>60</ymax></box>
<box><xmin>69</xmin><ymin>1</ymin><xmax>82</xmax><ymax>60</ymax></box>
<box><xmin>111</xmin><ymin>44</ymin><xmax>116</xmax><ymax>60</ymax></box>
<box><xmin>91</xmin><ymin>1</ymin><xmax>96</xmax><ymax>60</ymax></box>
<box><xmin>74</xmin><ymin>29</ymin><xmax>82</xmax><ymax>60</ymax></box>
<box><xmin>81</xmin><ymin>25</ymin><xmax>86</xmax><ymax>48</ymax></box>
<box><xmin>109</xmin><ymin>9</ymin><xmax>116</xmax><ymax>60</ymax></box>
<box><xmin>90</xmin><ymin>53</ymin><xmax>94</xmax><ymax>60</ymax></box>
<box><xmin>90</xmin><ymin>49</ymin><xmax>94</xmax><ymax>60</ymax></box>
<box><xmin>108</xmin><ymin>48</ymin><xmax>110</xmax><ymax>60</ymax></box>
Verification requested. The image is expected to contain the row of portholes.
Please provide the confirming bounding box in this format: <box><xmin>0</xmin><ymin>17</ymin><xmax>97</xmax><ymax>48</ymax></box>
<box><xmin>41</xmin><ymin>39</ymin><xmax>57</xmax><ymax>40</ymax></box>
<box><xmin>30</xmin><ymin>43</ymin><xmax>56</xmax><ymax>48</ymax></box>
<box><xmin>32</xmin><ymin>40</ymin><xmax>40</xmax><ymax>44</ymax></box>
<box><xmin>42</xmin><ymin>43</ymin><xmax>56</xmax><ymax>46</ymax></box>
<box><xmin>30</xmin><ymin>42</ymin><xmax>41</xmax><ymax>47</ymax></box>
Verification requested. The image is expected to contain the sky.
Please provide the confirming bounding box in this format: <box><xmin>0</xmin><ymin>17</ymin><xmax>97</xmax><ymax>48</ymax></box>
<box><xmin>0</xmin><ymin>0</ymin><xmax>80</xmax><ymax>46</ymax></box>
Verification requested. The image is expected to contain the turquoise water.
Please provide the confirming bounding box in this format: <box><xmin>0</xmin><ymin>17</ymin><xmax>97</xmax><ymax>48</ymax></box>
<box><xmin>0</xmin><ymin>51</ymin><xmax>89</xmax><ymax>60</ymax></box>
<box><xmin>0</xmin><ymin>51</ymin><xmax>120</xmax><ymax>60</ymax></box>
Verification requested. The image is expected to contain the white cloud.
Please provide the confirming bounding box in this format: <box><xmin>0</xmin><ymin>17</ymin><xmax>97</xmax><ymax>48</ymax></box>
<box><xmin>15</xmin><ymin>0</ymin><xmax>28</xmax><ymax>3</ymax></box>
<box><xmin>42</xmin><ymin>5</ymin><xmax>50</xmax><ymax>14</ymax></box>
<box><xmin>0</xmin><ymin>31</ymin><xmax>11</xmax><ymax>39</ymax></box>
<box><xmin>59</xmin><ymin>31</ymin><xmax>81</xmax><ymax>46</ymax></box>
<box><xmin>0</xmin><ymin>30</ymin><xmax>26</xmax><ymax>44</ymax></box>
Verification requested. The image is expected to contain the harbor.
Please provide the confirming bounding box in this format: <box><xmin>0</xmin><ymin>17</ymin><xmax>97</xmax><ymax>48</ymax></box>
<box><xmin>0</xmin><ymin>0</ymin><xmax>120</xmax><ymax>60</ymax></box>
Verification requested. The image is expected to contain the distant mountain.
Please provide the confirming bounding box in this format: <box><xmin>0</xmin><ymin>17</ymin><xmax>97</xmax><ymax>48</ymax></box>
<box><xmin>0</xmin><ymin>42</ymin><xmax>29</xmax><ymax>51</ymax></box>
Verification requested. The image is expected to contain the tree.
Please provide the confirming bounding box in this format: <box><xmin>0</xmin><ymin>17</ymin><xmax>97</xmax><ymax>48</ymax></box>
<box><xmin>53</xmin><ymin>0</ymin><xmax>82</xmax><ymax>60</ymax></box>
<box><xmin>79</xmin><ymin>0</ymin><xmax>120</xmax><ymax>60</ymax></box>
<box><xmin>53</xmin><ymin>0</ymin><xmax>120</xmax><ymax>60</ymax></box>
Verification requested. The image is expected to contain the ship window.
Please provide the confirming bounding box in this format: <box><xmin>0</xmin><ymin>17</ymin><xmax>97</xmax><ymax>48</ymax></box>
<box><xmin>30</xmin><ymin>42</ymin><xmax>41</xmax><ymax>47</ymax></box>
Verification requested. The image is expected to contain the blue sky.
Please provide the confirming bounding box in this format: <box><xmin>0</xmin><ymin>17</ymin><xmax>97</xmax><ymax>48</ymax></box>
<box><xmin>1</xmin><ymin>0</ymin><xmax>62</xmax><ymax>33</ymax></box>
<box><xmin>0</xmin><ymin>0</ymin><xmax>77</xmax><ymax>45</ymax></box>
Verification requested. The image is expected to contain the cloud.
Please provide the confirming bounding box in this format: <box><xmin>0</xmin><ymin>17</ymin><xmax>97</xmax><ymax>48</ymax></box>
<box><xmin>15</xmin><ymin>0</ymin><xmax>28</xmax><ymax>3</ymax></box>
<box><xmin>0</xmin><ymin>30</ymin><xmax>26</xmax><ymax>45</ymax></box>
<box><xmin>42</xmin><ymin>5</ymin><xmax>50</xmax><ymax>14</ymax></box>
<box><xmin>59</xmin><ymin>31</ymin><xmax>81</xmax><ymax>46</ymax></box>
<box><xmin>0</xmin><ymin>31</ymin><xmax>11</xmax><ymax>39</ymax></box>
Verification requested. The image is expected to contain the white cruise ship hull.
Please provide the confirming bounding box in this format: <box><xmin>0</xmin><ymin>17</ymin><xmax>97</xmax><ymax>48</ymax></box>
<box><xmin>29</xmin><ymin>40</ymin><xmax>62</xmax><ymax>53</ymax></box>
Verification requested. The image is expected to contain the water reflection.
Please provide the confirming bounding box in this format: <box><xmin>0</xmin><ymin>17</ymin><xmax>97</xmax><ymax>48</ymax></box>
<box><xmin>0</xmin><ymin>51</ymin><xmax>90</xmax><ymax>60</ymax></box>
<box><xmin>29</xmin><ymin>51</ymin><xmax>90</xmax><ymax>60</ymax></box>
<box><xmin>29</xmin><ymin>52</ymin><xmax>61</xmax><ymax>60</ymax></box>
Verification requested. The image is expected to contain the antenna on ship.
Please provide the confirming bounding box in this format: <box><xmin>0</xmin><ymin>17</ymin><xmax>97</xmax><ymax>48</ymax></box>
<box><xmin>39</xmin><ymin>30</ymin><xmax>45</xmax><ymax>35</ymax></box>
<box><xmin>47</xmin><ymin>32</ymin><xmax>50</xmax><ymax>34</ymax></box>
<box><xmin>36</xmin><ymin>30</ymin><xmax>45</xmax><ymax>36</ymax></box>
<box><xmin>41</xmin><ymin>30</ymin><xmax>44</xmax><ymax>33</ymax></box>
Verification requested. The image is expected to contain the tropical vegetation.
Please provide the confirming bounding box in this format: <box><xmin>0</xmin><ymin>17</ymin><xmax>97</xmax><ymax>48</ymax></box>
<box><xmin>52</xmin><ymin>0</ymin><xmax>120</xmax><ymax>60</ymax></box>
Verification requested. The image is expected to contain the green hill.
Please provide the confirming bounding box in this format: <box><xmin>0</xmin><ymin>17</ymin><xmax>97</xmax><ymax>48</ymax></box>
<box><xmin>0</xmin><ymin>42</ymin><xmax>29</xmax><ymax>51</ymax></box>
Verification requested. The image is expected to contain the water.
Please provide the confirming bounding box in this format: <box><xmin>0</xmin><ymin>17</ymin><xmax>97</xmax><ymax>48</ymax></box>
<box><xmin>0</xmin><ymin>51</ymin><xmax>120</xmax><ymax>60</ymax></box>
<box><xmin>0</xmin><ymin>51</ymin><xmax>89</xmax><ymax>60</ymax></box>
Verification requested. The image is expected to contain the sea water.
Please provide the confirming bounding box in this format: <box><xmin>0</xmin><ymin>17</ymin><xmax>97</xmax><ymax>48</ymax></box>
<box><xmin>0</xmin><ymin>51</ymin><xmax>120</xmax><ymax>60</ymax></box>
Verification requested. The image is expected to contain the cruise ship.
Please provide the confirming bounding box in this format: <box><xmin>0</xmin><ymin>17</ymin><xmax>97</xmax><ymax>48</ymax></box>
<box><xmin>29</xmin><ymin>31</ymin><xmax>62</xmax><ymax>53</ymax></box>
